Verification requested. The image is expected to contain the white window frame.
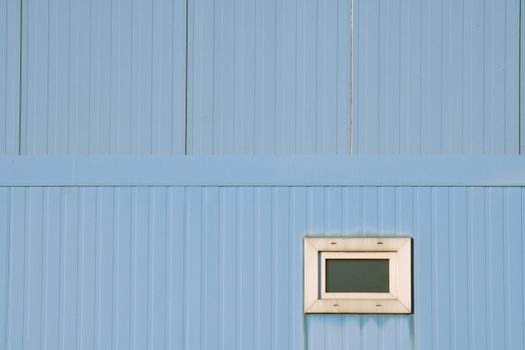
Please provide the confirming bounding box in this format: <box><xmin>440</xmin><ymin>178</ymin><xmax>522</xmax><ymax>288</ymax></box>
<box><xmin>304</xmin><ymin>236</ymin><xmax>412</xmax><ymax>314</ymax></box>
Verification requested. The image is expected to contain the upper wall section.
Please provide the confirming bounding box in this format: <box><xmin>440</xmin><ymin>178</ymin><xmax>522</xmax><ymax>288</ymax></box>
<box><xmin>3</xmin><ymin>0</ymin><xmax>523</xmax><ymax>155</ymax></box>
<box><xmin>352</xmin><ymin>0</ymin><xmax>521</xmax><ymax>154</ymax></box>
<box><xmin>0</xmin><ymin>0</ymin><xmax>20</xmax><ymax>155</ymax></box>
<box><xmin>187</xmin><ymin>0</ymin><xmax>352</xmax><ymax>154</ymax></box>
<box><xmin>20</xmin><ymin>0</ymin><xmax>187</xmax><ymax>154</ymax></box>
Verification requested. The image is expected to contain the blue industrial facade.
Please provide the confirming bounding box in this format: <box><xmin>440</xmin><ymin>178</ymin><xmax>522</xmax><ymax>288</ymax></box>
<box><xmin>1</xmin><ymin>0</ymin><xmax>525</xmax><ymax>350</ymax></box>
<box><xmin>2</xmin><ymin>0</ymin><xmax>522</xmax><ymax>155</ymax></box>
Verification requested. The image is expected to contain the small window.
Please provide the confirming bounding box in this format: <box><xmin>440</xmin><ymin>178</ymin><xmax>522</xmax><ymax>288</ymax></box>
<box><xmin>304</xmin><ymin>237</ymin><xmax>412</xmax><ymax>314</ymax></box>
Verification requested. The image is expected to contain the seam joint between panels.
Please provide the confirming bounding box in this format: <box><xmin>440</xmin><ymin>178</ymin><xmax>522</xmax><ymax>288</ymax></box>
<box><xmin>184</xmin><ymin>0</ymin><xmax>189</xmax><ymax>155</ymax></box>
<box><xmin>519</xmin><ymin>0</ymin><xmax>522</xmax><ymax>153</ymax></box>
<box><xmin>18</xmin><ymin>0</ymin><xmax>23</xmax><ymax>155</ymax></box>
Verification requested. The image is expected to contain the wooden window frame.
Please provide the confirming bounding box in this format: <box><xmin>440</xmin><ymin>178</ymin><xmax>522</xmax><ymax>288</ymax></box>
<box><xmin>304</xmin><ymin>237</ymin><xmax>412</xmax><ymax>314</ymax></box>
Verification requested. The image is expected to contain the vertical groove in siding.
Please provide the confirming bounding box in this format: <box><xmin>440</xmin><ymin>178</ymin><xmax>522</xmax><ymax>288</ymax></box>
<box><xmin>62</xmin><ymin>187</ymin><xmax>76</xmax><ymax>350</ymax></box>
<box><xmin>450</xmin><ymin>187</ymin><xmax>469</xmax><ymax>350</ymax></box>
<box><xmin>20</xmin><ymin>0</ymin><xmax>186</xmax><ymax>155</ymax></box>
<box><xmin>396</xmin><ymin>187</ymin><xmax>414</xmax><ymax>350</ymax></box>
<box><xmin>166</xmin><ymin>187</ymin><xmax>185</xmax><ymax>349</ymax></box>
<box><xmin>0</xmin><ymin>188</ymin><xmax>10</xmax><ymax>348</ymax></box>
<box><xmin>212</xmin><ymin>0</ymin><xmax>236</xmax><ymax>154</ymax></box>
<box><xmin>149</xmin><ymin>187</ymin><xmax>168</xmax><ymax>349</ymax></box>
<box><xmin>486</xmin><ymin>188</ymin><xmax>506</xmax><ymax>348</ymax></box>
<box><xmin>234</xmin><ymin>187</ymin><xmax>241</xmax><ymax>349</ymax></box>
<box><xmin>203</xmin><ymin>186</ymin><xmax>219</xmax><ymax>350</ymax></box>
<box><xmin>504</xmin><ymin>188</ymin><xmax>525</xmax><ymax>349</ymax></box>
<box><xmin>276</xmin><ymin>0</ymin><xmax>296</xmax><ymax>154</ymax></box>
<box><xmin>522</xmin><ymin>188</ymin><xmax>525</xmax><ymax>346</ymax></box>
<box><xmin>378</xmin><ymin>0</ymin><xmax>401</xmax><ymax>154</ymax></box>
<box><xmin>185</xmin><ymin>187</ymin><xmax>202</xmax><ymax>350</ymax></box>
<box><xmin>7</xmin><ymin>188</ymin><xmax>26</xmax><ymax>350</ymax></box>
<box><xmin>378</xmin><ymin>187</ymin><xmax>399</xmax><ymax>350</ymax></box>
<box><xmin>96</xmin><ymin>187</ymin><xmax>114</xmax><ymax>350</ymax></box>
<box><xmin>256</xmin><ymin>187</ymin><xmax>272</xmax><ymax>349</ymax></box>
<box><xmin>517</xmin><ymin>1</ymin><xmax>525</xmax><ymax>154</ymax></box>
<box><xmin>291</xmin><ymin>187</ymin><xmax>307</xmax><ymax>350</ymax></box>
<box><xmin>0</xmin><ymin>0</ymin><xmax>21</xmax><ymax>155</ymax></box>
<box><xmin>421</xmin><ymin>0</ymin><xmax>443</xmax><ymax>153</ymax></box>
<box><xmin>433</xmin><ymin>188</ymin><xmax>451</xmax><ymax>349</ymax></box>
<box><xmin>327</xmin><ymin>187</ymin><xmax>344</xmax><ymax>349</ymax></box>
<box><xmin>414</xmin><ymin>187</ymin><xmax>431</xmax><ymax>349</ymax></box>
<box><xmin>305</xmin><ymin>187</ymin><xmax>325</xmax><ymax>349</ymax></box>
<box><xmin>505</xmin><ymin>0</ymin><xmax>520</xmax><ymax>153</ymax></box>
<box><xmin>237</xmin><ymin>187</ymin><xmax>255</xmax><ymax>349</ymax></box>
<box><xmin>353</xmin><ymin>0</ymin><xmax>520</xmax><ymax>154</ymax></box>
<box><xmin>338</xmin><ymin>0</ymin><xmax>351</xmax><ymax>154</ymax></box>
<box><xmin>469</xmin><ymin>187</ymin><xmax>488</xmax><ymax>350</ymax></box>
<box><xmin>521</xmin><ymin>0</ymin><xmax>524</xmax><ymax>154</ymax></box>
<box><xmin>23</xmin><ymin>188</ymin><xmax>42</xmax><ymax>348</ymax></box>
<box><xmin>253</xmin><ymin>0</ymin><xmax>276</xmax><ymax>154</ymax></box>
<box><xmin>113</xmin><ymin>187</ymin><xmax>132</xmax><ymax>349</ymax></box>
<box><xmin>233</xmin><ymin>0</ymin><xmax>255</xmax><ymax>154</ymax></box>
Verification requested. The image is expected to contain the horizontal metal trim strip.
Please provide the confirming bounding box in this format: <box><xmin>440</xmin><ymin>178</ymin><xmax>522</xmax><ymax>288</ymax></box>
<box><xmin>0</xmin><ymin>156</ymin><xmax>524</xmax><ymax>187</ymax></box>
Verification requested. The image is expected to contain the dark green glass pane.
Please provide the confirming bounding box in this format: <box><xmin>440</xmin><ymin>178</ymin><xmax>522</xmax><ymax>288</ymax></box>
<box><xmin>325</xmin><ymin>259</ymin><xmax>389</xmax><ymax>293</ymax></box>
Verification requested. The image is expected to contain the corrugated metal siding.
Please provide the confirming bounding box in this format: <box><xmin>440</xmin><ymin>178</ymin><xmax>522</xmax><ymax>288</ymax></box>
<box><xmin>352</xmin><ymin>0</ymin><xmax>521</xmax><ymax>154</ymax></box>
<box><xmin>520</xmin><ymin>2</ymin><xmax>525</xmax><ymax>154</ymax></box>
<box><xmin>1</xmin><ymin>186</ymin><xmax>524</xmax><ymax>350</ymax></box>
<box><xmin>10</xmin><ymin>0</ymin><xmax>525</xmax><ymax>155</ymax></box>
<box><xmin>20</xmin><ymin>0</ymin><xmax>187</xmax><ymax>154</ymax></box>
<box><xmin>0</xmin><ymin>0</ymin><xmax>20</xmax><ymax>155</ymax></box>
<box><xmin>187</xmin><ymin>0</ymin><xmax>351</xmax><ymax>154</ymax></box>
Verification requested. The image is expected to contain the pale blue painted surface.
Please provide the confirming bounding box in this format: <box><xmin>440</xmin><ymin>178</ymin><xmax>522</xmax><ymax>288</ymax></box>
<box><xmin>20</xmin><ymin>0</ymin><xmax>187</xmax><ymax>154</ymax></box>
<box><xmin>0</xmin><ymin>0</ymin><xmax>20</xmax><ymax>155</ymax></box>
<box><xmin>187</xmin><ymin>0</ymin><xmax>351</xmax><ymax>154</ymax></box>
<box><xmin>2</xmin><ymin>0</ymin><xmax>523</xmax><ymax>154</ymax></box>
<box><xmin>1</xmin><ymin>156</ymin><xmax>525</xmax><ymax>187</ymax></box>
<box><xmin>352</xmin><ymin>0</ymin><xmax>521</xmax><ymax>154</ymax></box>
<box><xmin>1</xmin><ymin>0</ymin><xmax>525</xmax><ymax>348</ymax></box>
<box><xmin>0</xmin><ymin>183</ymin><xmax>524</xmax><ymax>350</ymax></box>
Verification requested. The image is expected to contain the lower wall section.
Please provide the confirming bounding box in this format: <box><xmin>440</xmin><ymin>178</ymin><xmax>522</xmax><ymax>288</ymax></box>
<box><xmin>0</xmin><ymin>186</ymin><xmax>524</xmax><ymax>349</ymax></box>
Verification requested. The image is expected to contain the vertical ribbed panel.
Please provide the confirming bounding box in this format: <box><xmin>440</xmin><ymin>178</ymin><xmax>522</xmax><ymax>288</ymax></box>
<box><xmin>520</xmin><ymin>2</ymin><xmax>525</xmax><ymax>154</ymax></box>
<box><xmin>20</xmin><ymin>0</ymin><xmax>186</xmax><ymax>154</ymax></box>
<box><xmin>14</xmin><ymin>0</ymin><xmax>525</xmax><ymax>155</ymax></box>
<box><xmin>1</xmin><ymin>186</ymin><xmax>524</xmax><ymax>349</ymax></box>
<box><xmin>353</xmin><ymin>0</ymin><xmax>520</xmax><ymax>154</ymax></box>
<box><xmin>0</xmin><ymin>0</ymin><xmax>20</xmax><ymax>155</ymax></box>
<box><xmin>187</xmin><ymin>0</ymin><xmax>351</xmax><ymax>154</ymax></box>
<box><xmin>0</xmin><ymin>188</ymin><xmax>9</xmax><ymax>347</ymax></box>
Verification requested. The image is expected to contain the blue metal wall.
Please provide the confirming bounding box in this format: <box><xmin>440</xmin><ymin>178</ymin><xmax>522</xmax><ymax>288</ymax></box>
<box><xmin>1</xmin><ymin>183</ymin><xmax>524</xmax><ymax>350</ymax></box>
<box><xmin>4</xmin><ymin>0</ymin><xmax>522</xmax><ymax>155</ymax></box>
<box><xmin>1</xmin><ymin>0</ymin><xmax>525</xmax><ymax>348</ymax></box>
<box><xmin>0</xmin><ymin>0</ymin><xmax>20</xmax><ymax>155</ymax></box>
<box><xmin>352</xmin><ymin>0</ymin><xmax>521</xmax><ymax>154</ymax></box>
<box><xmin>20</xmin><ymin>0</ymin><xmax>187</xmax><ymax>154</ymax></box>
<box><xmin>187</xmin><ymin>0</ymin><xmax>351</xmax><ymax>154</ymax></box>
